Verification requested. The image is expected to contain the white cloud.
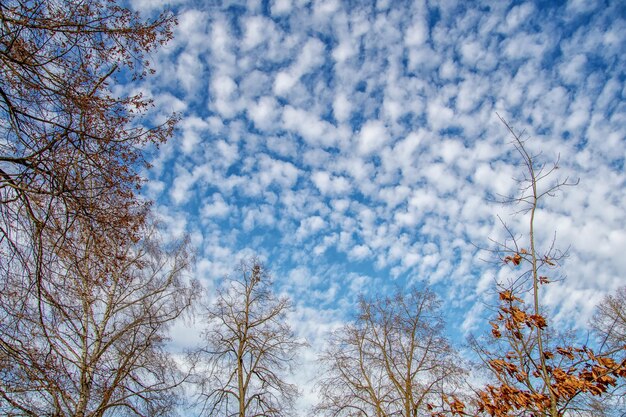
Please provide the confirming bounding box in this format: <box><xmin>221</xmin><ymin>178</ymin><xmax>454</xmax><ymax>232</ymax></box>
<box><xmin>311</xmin><ymin>171</ymin><xmax>351</xmax><ymax>196</ymax></box>
<box><xmin>302</xmin><ymin>148</ymin><xmax>333</xmax><ymax>168</ymax></box>
<box><xmin>210</xmin><ymin>19</ymin><xmax>235</xmax><ymax>66</ymax></box>
<box><xmin>176</xmin><ymin>52</ymin><xmax>205</xmax><ymax>93</ymax></box>
<box><xmin>256</xmin><ymin>154</ymin><xmax>300</xmax><ymax>189</ymax></box>
<box><xmin>170</xmin><ymin>165</ymin><xmax>196</xmax><ymax>205</ymax></box>
<box><xmin>378</xmin><ymin>185</ymin><xmax>411</xmax><ymax>209</ymax></box>
<box><xmin>565</xmin><ymin>0</ymin><xmax>598</xmax><ymax>15</ymax></box>
<box><xmin>130</xmin><ymin>0</ymin><xmax>185</xmax><ymax>12</ymax></box>
<box><xmin>332</xmin><ymin>39</ymin><xmax>357</xmax><ymax>63</ymax></box>
<box><xmin>240</xmin><ymin>70</ymin><xmax>274</xmax><ymax>99</ymax></box>
<box><xmin>211</xmin><ymin>74</ymin><xmax>243</xmax><ymax>118</ymax></box>
<box><xmin>296</xmin><ymin>215</ymin><xmax>326</xmax><ymax>240</ymax></box>
<box><xmin>243</xmin><ymin>205</ymin><xmax>276</xmax><ymax>231</ymax></box>
<box><xmin>459</xmin><ymin>39</ymin><xmax>494</xmax><ymax>69</ymax></box>
<box><xmin>216</xmin><ymin>139</ymin><xmax>239</xmax><ymax>168</ymax></box>
<box><xmin>282</xmin><ymin>105</ymin><xmax>338</xmax><ymax>147</ymax></box>
<box><xmin>565</xmin><ymin>96</ymin><xmax>590</xmax><ymax>133</ymax></box>
<box><xmin>178</xmin><ymin>116</ymin><xmax>209</xmax><ymax>154</ymax></box>
<box><xmin>313</xmin><ymin>0</ymin><xmax>340</xmax><ymax>19</ymax></box>
<box><xmin>456</xmin><ymin>75</ymin><xmax>489</xmax><ymax>113</ymax></box>
<box><xmin>242</xmin><ymin>16</ymin><xmax>271</xmax><ymax>50</ymax></box>
<box><xmin>405</xmin><ymin>16</ymin><xmax>428</xmax><ymax>47</ymax></box>
<box><xmin>331</xmin><ymin>198</ymin><xmax>350</xmax><ymax>212</ymax></box>
<box><xmin>201</xmin><ymin>193</ymin><xmax>231</xmax><ymax>219</ymax></box>
<box><xmin>140</xmin><ymin>5</ymin><xmax>626</xmax><ymax>407</ymax></box>
<box><xmin>558</xmin><ymin>54</ymin><xmax>588</xmax><ymax>85</ymax></box>
<box><xmin>504</xmin><ymin>3</ymin><xmax>535</xmax><ymax>32</ymax></box>
<box><xmin>273</xmin><ymin>37</ymin><xmax>326</xmax><ymax>97</ymax></box>
<box><xmin>472</xmin><ymin>162</ymin><xmax>516</xmax><ymax>198</ymax></box>
<box><xmin>266</xmin><ymin>135</ymin><xmax>299</xmax><ymax>158</ymax></box>
<box><xmin>439</xmin><ymin>59</ymin><xmax>457</xmax><ymax>80</ymax></box>
<box><xmin>299</xmin><ymin>38</ymin><xmax>327</xmax><ymax>70</ymax></box>
<box><xmin>333</xmin><ymin>93</ymin><xmax>352</xmax><ymax>122</ymax></box>
<box><xmin>357</xmin><ymin>120</ymin><xmax>389</xmax><ymax>156</ymax></box>
<box><xmin>349</xmin><ymin>244</ymin><xmax>371</xmax><ymax>260</ymax></box>
<box><xmin>274</xmin><ymin>71</ymin><xmax>299</xmax><ymax>96</ymax></box>
<box><xmin>503</xmin><ymin>32</ymin><xmax>551</xmax><ymax>60</ymax></box>
<box><xmin>248</xmin><ymin>96</ymin><xmax>281</xmax><ymax>130</ymax></box>
<box><xmin>271</xmin><ymin>0</ymin><xmax>292</xmax><ymax>15</ymax></box>
<box><xmin>427</xmin><ymin>100</ymin><xmax>455</xmax><ymax>131</ymax></box>
<box><xmin>212</xmin><ymin>75</ymin><xmax>236</xmax><ymax>97</ymax></box>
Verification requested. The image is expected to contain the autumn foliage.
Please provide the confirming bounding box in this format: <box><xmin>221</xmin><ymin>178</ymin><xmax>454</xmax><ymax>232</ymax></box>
<box><xmin>434</xmin><ymin>117</ymin><xmax>626</xmax><ymax>417</ymax></box>
<box><xmin>474</xmin><ymin>283</ymin><xmax>626</xmax><ymax>416</ymax></box>
<box><xmin>0</xmin><ymin>0</ymin><xmax>177</xmax><ymax>260</ymax></box>
<box><xmin>0</xmin><ymin>1</ymin><xmax>197</xmax><ymax>416</ymax></box>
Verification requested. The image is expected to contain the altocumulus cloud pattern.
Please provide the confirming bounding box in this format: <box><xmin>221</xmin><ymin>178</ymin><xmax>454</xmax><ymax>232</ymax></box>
<box><xmin>128</xmin><ymin>0</ymin><xmax>625</xmax><ymax>408</ymax></box>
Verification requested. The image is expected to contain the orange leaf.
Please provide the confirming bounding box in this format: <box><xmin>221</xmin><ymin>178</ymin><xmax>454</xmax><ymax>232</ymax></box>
<box><xmin>529</xmin><ymin>314</ymin><xmax>547</xmax><ymax>329</ymax></box>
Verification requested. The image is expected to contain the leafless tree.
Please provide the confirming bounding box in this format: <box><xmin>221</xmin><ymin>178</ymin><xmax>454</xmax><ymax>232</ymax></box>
<box><xmin>0</xmin><ymin>227</ymin><xmax>199</xmax><ymax>417</ymax></box>
<box><xmin>593</xmin><ymin>286</ymin><xmax>626</xmax><ymax>353</ymax></box>
<box><xmin>590</xmin><ymin>286</ymin><xmax>626</xmax><ymax>415</ymax></box>
<box><xmin>192</xmin><ymin>259</ymin><xmax>305</xmax><ymax>417</ymax></box>
<box><xmin>314</xmin><ymin>286</ymin><xmax>466</xmax><ymax>417</ymax></box>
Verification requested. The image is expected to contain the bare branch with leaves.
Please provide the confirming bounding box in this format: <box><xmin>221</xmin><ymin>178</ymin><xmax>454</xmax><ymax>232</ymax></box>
<box><xmin>0</xmin><ymin>1</ymin><xmax>193</xmax><ymax>415</ymax></box>
<box><xmin>436</xmin><ymin>117</ymin><xmax>625</xmax><ymax>417</ymax></box>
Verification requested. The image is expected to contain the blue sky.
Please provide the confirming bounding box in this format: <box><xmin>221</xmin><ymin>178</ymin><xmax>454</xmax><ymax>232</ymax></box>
<box><xmin>128</xmin><ymin>0</ymin><xmax>625</xmax><ymax>410</ymax></box>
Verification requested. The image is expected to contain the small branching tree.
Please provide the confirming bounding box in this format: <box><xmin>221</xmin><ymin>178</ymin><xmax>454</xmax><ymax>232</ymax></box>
<box><xmin>192</xmin><ymin>259</ymin><xmax>305</xmax><ymax>417</ymax></box>
<box><xmin>315</xmin><ymin>286</ymin><xmax>466</xmax><ymax>417</ymax></box>
<box><xmin>435</xmin><ymin>116</ymin><xmax>626</xmax><ymax>417</ymax></box>
<box><xmin>589</xmin><ymin>286</ymin><xmax>626</xmax><ymax>414</ymax></box>
<box><xmin>593</xmin><ymin>286</ymin><xmax>626</xmax><ymax>354</ymax></box>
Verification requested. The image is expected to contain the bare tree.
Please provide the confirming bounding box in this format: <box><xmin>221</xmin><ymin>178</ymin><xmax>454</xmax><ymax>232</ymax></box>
<box><xmin>593</xmin><ymin>286</ymin><xmax>626</xmax><ymax>353</ymax></box>
<box><xmin>590</xmin><ymin>286</ymin><xmax>626</xmax><ymax>415</ymax></box>
<box><xmin>315</xmin><ymin>286</ymin><xmax>466</xmax><ymax>417</ymax></box>
<box><xmin>440</xmin><ymin>116</ymin><xmax>626</xmax><ymax>417</ymax></box>
<box><xmin>0</xmin><ymin>227</ymin><xmax>199</xmax><ymax>417</ymax></box>
<box><xmin>192</xmin><ymin>259</ymin><xmax>305</xmax><ymax>417</ymax></box>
